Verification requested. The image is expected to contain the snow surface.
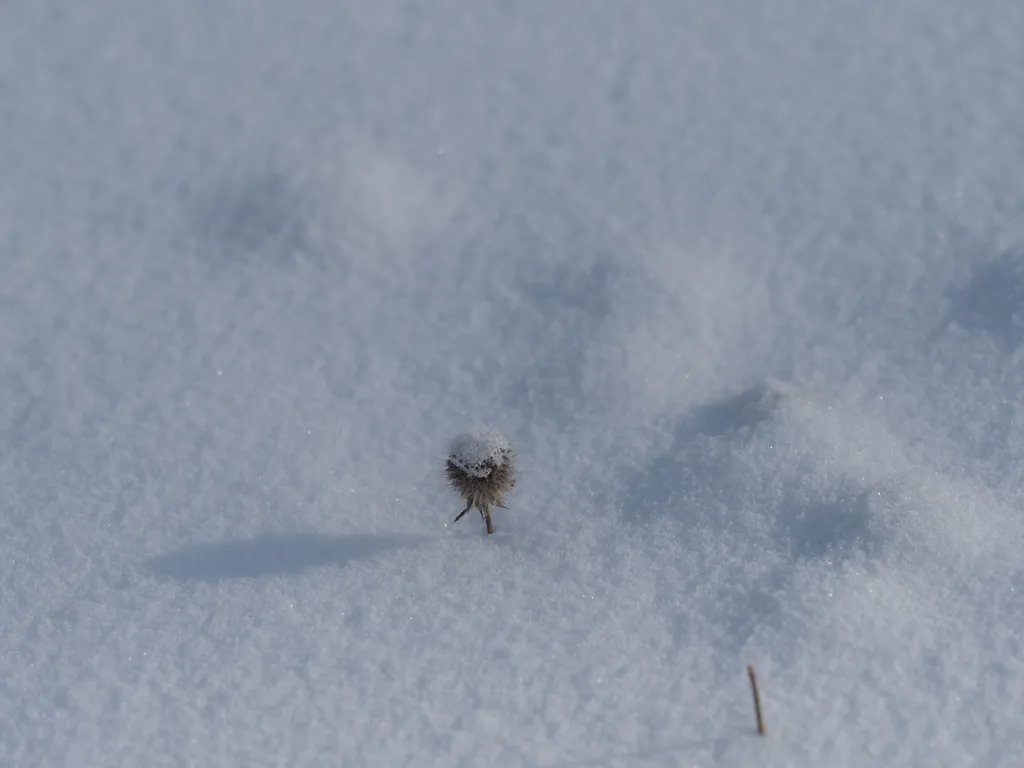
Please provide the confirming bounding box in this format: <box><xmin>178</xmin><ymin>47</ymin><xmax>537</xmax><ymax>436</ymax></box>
<box><xmin>2</xmin><ymin>1</ymin><xmax>1024</xmax><ymax>765</ymax></box>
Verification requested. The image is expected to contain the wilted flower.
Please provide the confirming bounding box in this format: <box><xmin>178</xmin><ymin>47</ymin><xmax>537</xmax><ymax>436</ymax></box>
<box><xmin>446</xmin><ymin>427</ymin><xmax>516</xmax><ymax>535</ymax></box>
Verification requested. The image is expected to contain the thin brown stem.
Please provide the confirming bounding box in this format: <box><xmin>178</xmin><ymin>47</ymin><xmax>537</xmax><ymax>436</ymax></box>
<box><xmin>747</xmin><ymin>665</ymin><xmax>765</xmax><ymax>736</ymax></box>
<box><xmin>453</xmin><ymin>503</ymin><xmax>472</xmax><ymax>524</ymax></box>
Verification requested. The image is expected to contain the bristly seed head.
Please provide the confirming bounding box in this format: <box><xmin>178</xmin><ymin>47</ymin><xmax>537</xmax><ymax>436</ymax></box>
<box><xmin>446</xmin><ymin>427</ymin><xmax>516</xmax><ymax>511</ymax></box>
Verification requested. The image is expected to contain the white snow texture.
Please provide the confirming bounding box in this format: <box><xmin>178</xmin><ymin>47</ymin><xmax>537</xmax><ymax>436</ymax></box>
<box><xmin>2</xmin><ymin>1</ymin><xmax>1024</xmax><ymax>766</ymax></box>
<box><xmin>448</xmin><ymin>427</ymin><xmax>512</xmax><ymax>478</ymax></box>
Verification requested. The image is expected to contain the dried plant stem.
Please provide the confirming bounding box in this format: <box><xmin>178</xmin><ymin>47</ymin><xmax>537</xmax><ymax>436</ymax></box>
<box><xmin>453</xmin><ymin>503</ymin><xmax>472</xmax><ymax>524</ymax></box>
<box><xmin>747</xmin><ymin>665</ymin><xmax>765</xmax><ymax>736</ymax></box>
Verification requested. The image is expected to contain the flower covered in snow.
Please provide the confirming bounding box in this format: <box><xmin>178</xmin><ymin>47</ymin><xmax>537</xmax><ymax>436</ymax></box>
<box><xmin>446</xmin><ymin>427</ymin><xmax>516</xmax><ymax>535</ymax></box>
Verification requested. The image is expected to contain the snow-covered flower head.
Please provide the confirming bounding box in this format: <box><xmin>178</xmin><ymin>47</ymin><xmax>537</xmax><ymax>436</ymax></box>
<box><xmin>446</xmin><ymin>427</ymin><xmax>516</xmax><ymax>534</ymax></box>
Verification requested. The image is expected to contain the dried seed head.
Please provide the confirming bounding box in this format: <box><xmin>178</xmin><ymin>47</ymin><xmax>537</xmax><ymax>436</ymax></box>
<box><xmin>445</xmin><ymin>427</ymin><xmax>516</xmax><ymax>511</ymax></box>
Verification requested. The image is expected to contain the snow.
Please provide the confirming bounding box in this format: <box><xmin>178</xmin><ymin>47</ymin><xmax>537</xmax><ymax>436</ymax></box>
<box><xmin>2</xmin><ymin>0</ymin><xmax>1024</xmax><ymax>765</ymax></box>
<box><xmin>448</xmin><ymin>427</ymin><xmax>512</xmax><ymax>478</ymax></box>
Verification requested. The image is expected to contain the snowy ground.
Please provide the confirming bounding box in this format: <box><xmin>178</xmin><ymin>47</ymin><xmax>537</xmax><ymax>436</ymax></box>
<box><xmin>3</xmin><ymin>1</ymin><xmax>1024</xmax><ymax>765</ymax></box>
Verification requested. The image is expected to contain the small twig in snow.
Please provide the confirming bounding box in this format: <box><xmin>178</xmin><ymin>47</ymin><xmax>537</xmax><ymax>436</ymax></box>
<box><xmin>747</xmin><ymin>665</ymin><xmax>766</xmax><ymax>736</ymax></box>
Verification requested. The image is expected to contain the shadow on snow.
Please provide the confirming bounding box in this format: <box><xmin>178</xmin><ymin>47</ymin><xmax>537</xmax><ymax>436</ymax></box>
<box><xmin>945</xmin><ymin>248</ymin><xmax>1024</xmax><ymax>352</ymax></box>
<box><xmin>144</xmin><ymin>532</ymin><xmax>422</xmax><ymax>582</ymax></box>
